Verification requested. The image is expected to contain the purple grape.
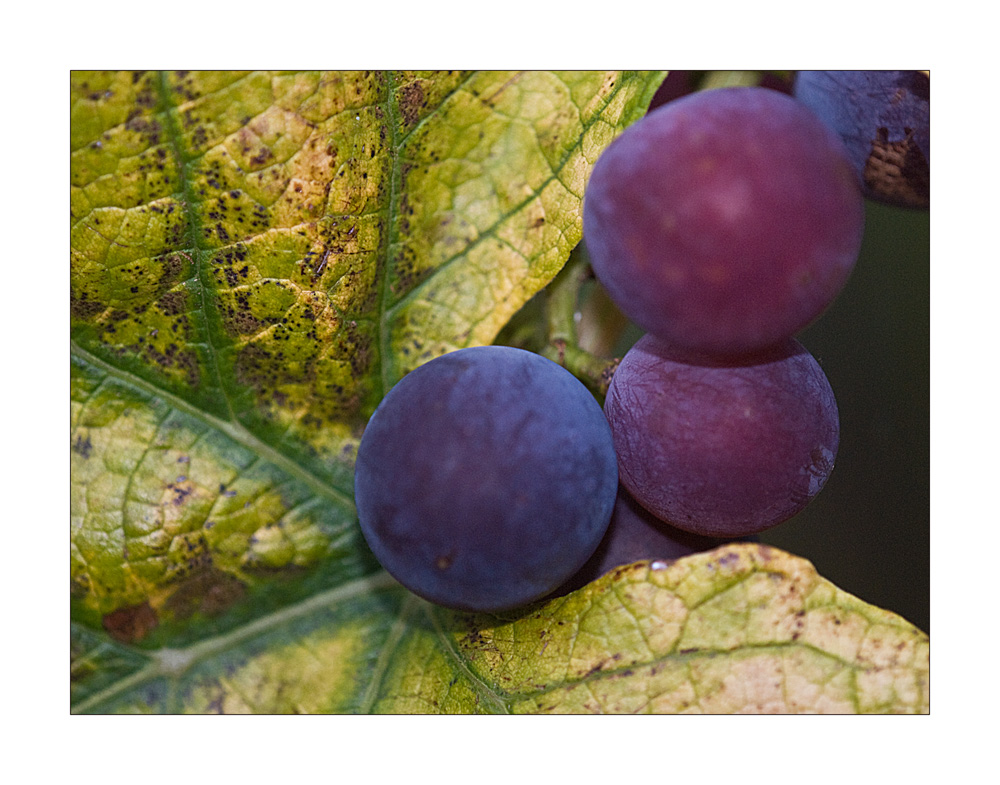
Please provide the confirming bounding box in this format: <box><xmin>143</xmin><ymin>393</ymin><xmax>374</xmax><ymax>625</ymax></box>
<box><xmin>794</xmin><ymin>70</ymin><xmax>929</xmax><ymax>209</ymax></box>
<box><xmin>552</xmin><ymin>484</ymin><xmax>737</xmax><ymax>596</ymax></box>
<box><xmin>583</xmin><ymin>86</ymin><xmax>865</xmax><ymax>357</ymax></box>
<box><xmin>603</xmin><ymin>335</ymin><xmax>839</xmax><ymax>538</ymax></box>
<box><xmin>354</xmin><ymin>346</ymin><xmax>618</xmax><ymax>613</ymax></box>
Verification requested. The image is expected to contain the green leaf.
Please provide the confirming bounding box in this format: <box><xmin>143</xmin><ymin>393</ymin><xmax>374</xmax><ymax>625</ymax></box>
<box><xmin>70</xmin><ymin>71</ymin><xmax>928</xmax><ymax>714</ymax></box>
<box><xmin>70</xmin><ymin>70</ymin><xmax>656</xmax><ymax>489</ymax></box>
<box><xmin>72</xmin><ymin>544</ymin><xmax>928</xmax><ymax>713</ymax></box>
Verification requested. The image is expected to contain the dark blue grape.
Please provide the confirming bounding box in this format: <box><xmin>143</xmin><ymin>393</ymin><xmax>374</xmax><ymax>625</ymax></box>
<box><xmin>794</xmin><ymin>70</ymin><xmax>929</xmax><ymax>209</ymax></box>
<box><xmin>583</xmin><ymin>86</ymin><xmax>864</xmax><ymax>357</ymax></box>
<box><xmin>604</xmin><ymin>335</ymin><xmax>839</xmax><ymax>538</ymax></box>
<box><xmin>354</xmin><ymin>346</ymin><xmax>618</xmax><ymax>612</ymax></box>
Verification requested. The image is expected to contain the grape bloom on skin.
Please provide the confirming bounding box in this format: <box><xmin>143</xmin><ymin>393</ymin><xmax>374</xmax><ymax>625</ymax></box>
<box><xmin>354</xmin><ymin>346</ymin><xmax>618</xmax><ymax>613</ymax></box>
<box><xmin>584</xmin><ymin>86</ymin><xmax>865</xmax><ymax>357</ymax></box>
<box><xmin>603</xmin><ymin>335</ymin><xmax>840</xmax><ymax>538</ymax></box>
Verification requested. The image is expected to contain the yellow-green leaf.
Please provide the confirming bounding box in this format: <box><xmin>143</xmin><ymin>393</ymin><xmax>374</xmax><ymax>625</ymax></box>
<box><xmin>72</xmin><ymin>544</ymin><xmax>928</xmax><ymax>714</ymax></box>
<box><xmin>69</xmin><ymin>69</ymin><xmax>663</xmax><ymax>696</ymax></box>
<box><xmin>71</xmin><ymin>70</ymin><xmax>658</xmax><ymax>491</ymax></box>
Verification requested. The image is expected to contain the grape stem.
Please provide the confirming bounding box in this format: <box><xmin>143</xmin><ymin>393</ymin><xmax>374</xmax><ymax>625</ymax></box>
<box><xmin>542</xmin><ymin>339</ymin><xmax>620</xmax><ymax>399</ymax></box>
<box><xmin>541</xmin><ymin>248</ymin><xmax>621</xmax><ymax>399</ymax></box>
<box><xmin>697</xmin><ymin>70</ymin><xmax>763</xmax><ymax>90</ymax></box>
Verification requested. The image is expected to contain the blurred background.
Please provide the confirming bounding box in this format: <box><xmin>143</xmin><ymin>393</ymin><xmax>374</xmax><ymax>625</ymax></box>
<box><xmin>760</xmin><ymin>199</ymin><xmax>929</xmax><ymax>633</ymax></box>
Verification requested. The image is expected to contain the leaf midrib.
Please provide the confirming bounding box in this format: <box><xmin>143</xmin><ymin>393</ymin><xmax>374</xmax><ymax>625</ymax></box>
<box><xmin>154</xmin><ymin>69</ymin><xmax>237</xmax><ymax>423</ymax></box>
<box><xmin>70</xmin><ymin>340</ymin><xmax>354</xmax><ymax>510</ymax></box>
<box><xmin>383</xmin><ymin>79</ymin><xmax>622</xmax><ymax>320</ymax></box>
<box><xmin>70</xmin><ymin>570</ymin><xmax>402</xmax><ymax>714</ymax></box>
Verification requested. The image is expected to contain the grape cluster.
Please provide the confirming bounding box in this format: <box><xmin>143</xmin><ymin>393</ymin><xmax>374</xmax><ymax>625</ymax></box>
<box><xmin>355</xmin><ymin>77</ymin><xmax>921</xmax><ymax>613</ymax></box>
<box><xmin>586</xmin><ymin>86</ymin><xmax>863</xmax><ymax>539</ymax></box>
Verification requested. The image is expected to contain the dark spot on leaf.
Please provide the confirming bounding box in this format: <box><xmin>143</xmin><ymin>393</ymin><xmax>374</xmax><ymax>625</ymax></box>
<box><xmin>102</xmin><ymin>601</ymin><xmax>159</xmax><ymax>643</ymax></box>
<box><xmin>226</xmin><ymin>309</ymin><xmax>264</xmax><ymax>335</ymax></box>
<box><xmin>157</xmin><ymin>252</ymin><xmax>187</xmax><ymax>291</ymax></box>
<box><xmin>249</xmin><ymin>147</ymin><xmax>274</xmax><ymax>167</ymax></box>
<box><xmin>164</xmin><ymin>566</ymin><xmax>247</xmax><ymax>621</ymax></box>
<box><xmin>463</xmin><ymin>629</ymin><xmax>487</xmax><ymax>648</ymax></box>
<box><xmin>140</xmin><ymin>343</ymin><xmax>200</xmax><ymax>387</ymax></box>
<box><xmin>165</xmin><ymin>479</ymin><xmax>194</xmax><ymax>506</ymax></box>
<box><xmin>398</xmin><ymin>81</ymin><xmax>426</xmax><ymax>127</ymax></box>
<box><xmin>71</xmin><ymin>292</ymin><xmax>106</xmax><ymax>319</ymax></box>
<box><xmin>72</xmin><ymin>434</ymin><xmax>93</xmax><ymax>458</ymax></box>
<box><xmin>157</xmin><ymin>290</ymin><xmax>186</xmax><ymax>315</ymax></box>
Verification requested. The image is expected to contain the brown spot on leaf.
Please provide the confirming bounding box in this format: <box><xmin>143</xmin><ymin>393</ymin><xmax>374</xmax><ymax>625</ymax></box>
<box><xmin>71</xmin><ymin>293</ymin><xmax>106</xmax><ymax>319</ymax></box>
<box><xmin>157</xmin><ymin>290</ymin><xmax>186</xmax><ymax>315</ymax></box>
<box><xmin>226</xmin><ymin>309</ymin><xmax>264</xmax><ymax>335</ymax></box>
<box><xmin>102</xmin><ymin>601</ymin><xmax>159</xmax><ymax>643</ymax></box>
<box><xmin>398</xmin><ymin>81</ymin><xmax>426</xmax><ymax>127</ymax></box>
<box><xmin>164</xmin><ymin>566</ymin><xmax>247</xmax><ymax>621</ymax></box>
<box><xmin>155</xmin><ymin>252</ymin><xmax>187</xmax><ymax>293</ymax></box>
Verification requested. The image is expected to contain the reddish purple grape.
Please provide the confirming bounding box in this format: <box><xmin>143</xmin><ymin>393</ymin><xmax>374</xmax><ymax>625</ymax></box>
<box><xmin>583</xmin><ymin>86</ymin><xmax>865</xmax><ymax>356</ymax></box>
<box><xmin>552</xmin><ymin>485</ymin><xmax>737</xmax><ymax>596</ymax></box>
<box><xmin>604</xmin><ymin>335</ymin><xmax>839</xmax><ymax>537</ymax></box>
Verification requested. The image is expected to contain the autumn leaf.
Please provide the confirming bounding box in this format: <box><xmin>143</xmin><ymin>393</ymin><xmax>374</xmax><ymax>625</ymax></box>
<box><xmin>70</xmin><ymin>70</ymin><xmax>927</xmax><ymax>714</ymax></box>
<box><xmin>72</xmin><ymin>544</ymin><xmax>928</xmax><ymax>713</ymax></box>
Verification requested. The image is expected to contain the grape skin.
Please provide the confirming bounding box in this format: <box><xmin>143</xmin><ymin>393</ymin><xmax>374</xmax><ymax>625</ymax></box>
<box><xmin>583</xmin><ymin>86</ymin><xmax>865</xmax><ymax>356</ymax></box>
<box><xmin>793</xmin><ymin>70</ymin><xmax>929</xmax><ymax>209</ymax></box>
<box><xmin>353</xmin><ymin>346</ymin><xmax>618</xmax><ymax>612</ymax></box>
<box><xmin>551</xmin><ymin>484</ymin><xmax>739</xmax><ymax>597</ymax></box>
<box><xmin>603</xmin><ymin>335</ymin><xmax>839</xmax><ymax>538</ymax></box>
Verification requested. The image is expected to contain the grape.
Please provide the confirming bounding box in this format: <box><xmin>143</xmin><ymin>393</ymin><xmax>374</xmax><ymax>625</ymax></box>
<box><xmin>353</xmin><ymin>345</ymin><xmax>618</xmax><ymax>612</ymax></box>
<box><xmin>583</xmin><ymin>86</ymin><xmax>865</xmax><ymax>357</ymax></box>
<box><xmin>603</xmin><ymin>335</ymin><xmax>839</xmax><ymax>538</ymax></box>
<box><xmin>552</xmin><ymin>484</ymin><xmax>737</xmax><ymax>596</ymax></box>
<box><xmin>794</xmin><ymin>70</ymin><xmax>929</xmax><ymax>209</ymax></box>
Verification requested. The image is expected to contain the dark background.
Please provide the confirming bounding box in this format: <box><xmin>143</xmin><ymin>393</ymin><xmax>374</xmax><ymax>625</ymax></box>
<box><xmin>759</xmin><ymin>199</ymin><xmax>929</xmax><ymax>633</ymax></box>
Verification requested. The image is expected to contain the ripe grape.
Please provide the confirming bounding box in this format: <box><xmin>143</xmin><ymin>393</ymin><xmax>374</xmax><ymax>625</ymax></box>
<box><xmin>354</xmin><ymin>346</ymin><xmax>618</xmax><ymax>612</ymax></box>
<box><xmin>552</xmin><ymin>484</ymin><xmax>737</xmax><ymax>596</ymax></box>
<box><xmin>603</xmin><ymin>335</ymin><xmax>839</xmax><ymax>538</ymax></box>
<box><xmin>794</xmin><ymin>70</ymin><xmax>929</xmax><ymax>208</ymax></box>
<box><xmin>583</xmin><ymin>86</ymin><xmax>865</xmax><ymax>356</ymax></box>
